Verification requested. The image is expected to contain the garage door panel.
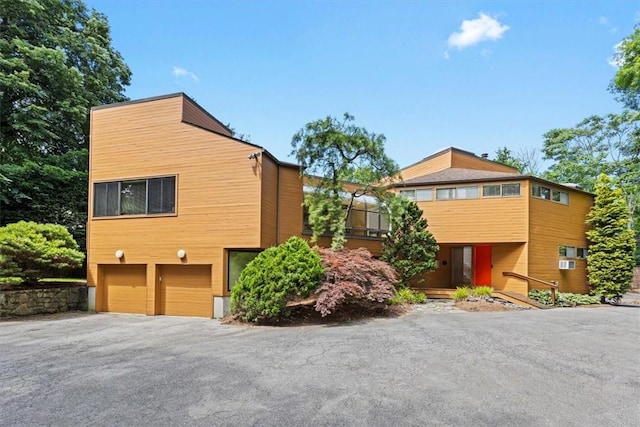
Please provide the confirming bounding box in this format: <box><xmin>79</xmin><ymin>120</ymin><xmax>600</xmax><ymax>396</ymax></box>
<box><xmin>158</xmin><ymin>265</ymin><xmax>212</xmax><ymax>317</ymax></box>
<box><xmin>102</xmin><ymin>265</ymin><xmax>147</xmax><ymax>314</ymax></box>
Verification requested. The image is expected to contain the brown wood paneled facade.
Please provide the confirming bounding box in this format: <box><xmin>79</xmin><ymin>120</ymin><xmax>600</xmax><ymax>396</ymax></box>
<box><xmin>393</xmin><ymin>149</ymin><xmax>593</xmax><ymax>294</ymax></box>
<box><xmin>88</xmin><ymin>93</ymin><xmax>385</xmax><ymax>317</ymax></box>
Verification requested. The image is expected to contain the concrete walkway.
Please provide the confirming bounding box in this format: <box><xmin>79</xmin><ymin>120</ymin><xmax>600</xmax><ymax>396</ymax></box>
<box><xmin>1</xmin><ymin>306</ymin><xmax>639</xmax><ymax>426</ymax></box>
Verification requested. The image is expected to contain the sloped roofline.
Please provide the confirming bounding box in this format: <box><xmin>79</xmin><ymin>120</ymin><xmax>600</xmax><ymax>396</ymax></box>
<box><xmin>400</xmin><ymin>146</ymin><xmax>520</xmax><ymax>174</ymax></box>
<box><xmin>91</xmin><ymin>92</ymin><xmax>300</xmax><ymax>170</ymax></box>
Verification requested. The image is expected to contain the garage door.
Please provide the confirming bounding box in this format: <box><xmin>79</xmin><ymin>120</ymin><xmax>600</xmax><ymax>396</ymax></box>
<box><xmin>157</xmin><ymin>265</ymin><xmax>212</xmax><ymax>317</ymax></box>
<box><xmin>101</xmin><ymin>265</ymin><xmax>147</xmax><ymax>314</ymax></box>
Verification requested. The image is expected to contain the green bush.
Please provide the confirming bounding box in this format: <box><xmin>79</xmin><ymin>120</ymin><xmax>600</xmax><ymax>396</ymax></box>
<box><xmin>230</xmin><ymin>237</ymin><xmax>323</xmax><ymax>322</ymax></box>
<box><xmin>528</xmin><ymin>289</ymin><xmax>601</xmax><ymax>307</ymax></box>
<box><xmin>471</xmin><ymin>286</ymin><xmax>494</xmax><ymax>298</ymax></box>
<box><xmin>389</xmin><ymin>288</ymin><xmax>427</xmax><ymax>305</ymax></box>
<box><xmin>453</xmin><ymin>287</ymin><xmax>470</xmax><ymax>301</ymax></box>
<box><xmin>0</xmin><ymin>221</ymin><xmax>85</xmax><ymax>285</ymax></box>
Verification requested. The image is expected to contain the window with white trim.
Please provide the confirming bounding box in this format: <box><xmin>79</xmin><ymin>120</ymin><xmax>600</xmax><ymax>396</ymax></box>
<box><xmin>436</xmin><ymin>186</ymin><xmax>478</xmax><ymax>200</ymax></box>
<box><xmin>482</xmin><ymin>183</ymin><xmax>521</xmax><ymax>197</ymax></box>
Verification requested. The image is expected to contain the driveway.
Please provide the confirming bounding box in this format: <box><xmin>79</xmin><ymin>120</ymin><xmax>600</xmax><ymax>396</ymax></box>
<box><xmin>1</xmin><ymin>306</ymin><xmax>639</xmax><ymax>426</ymax></box>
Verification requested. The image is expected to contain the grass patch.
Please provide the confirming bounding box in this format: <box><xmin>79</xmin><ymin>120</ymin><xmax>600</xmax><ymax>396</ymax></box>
<box><xmin>0</xmin><ymin>277</ymin><xmax>23</xmax><ymax>285</ymax></box>
<box><xmin>528</xmin><ymin>289</ymin><xmax>601</xmax><ymax>307</ymax></box>
<box><xmin>471</xmin><ymin>286</ymin><xmax>493</xmax><ymax>297</ymax></box>
<box><xmin>453</xmin><ymin>287</ymin><xmax>470</xmax><ymax>301</ymax></box>
<box><xmin>389</xmin><ymin>288</ymin><xmax>427</xmax><ymax>305</ymax></box>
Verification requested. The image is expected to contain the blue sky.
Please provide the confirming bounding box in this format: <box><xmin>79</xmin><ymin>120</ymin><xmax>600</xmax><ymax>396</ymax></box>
<box><xmin>86</xmin><ymin>1</ymin><xmax>638</xmax><ymax>168</ymax></box>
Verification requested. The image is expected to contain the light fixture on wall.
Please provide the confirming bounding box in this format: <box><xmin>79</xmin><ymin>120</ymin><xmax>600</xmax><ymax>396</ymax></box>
<box><xmin>115</xmin><ymin>250</ymin><xmax>124</xmax><ymax>259</ymax></box>
<box><xmin>248</xmin><ymin>152</ymin><xmax>261</xmax><ymax>160</ymax></box>
<box><xmin>177</xmin><ymin>249</ymin><xmax>186</xmax><ymax>259</ymax></box>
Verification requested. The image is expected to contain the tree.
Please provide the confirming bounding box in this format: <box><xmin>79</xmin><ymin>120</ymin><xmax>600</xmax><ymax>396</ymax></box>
<box><xmin>381</xmin><ymin>198</ymin><xmax>438</xmax><ymax>287</ymax></box>
<box><xmin>585</xmin><ymin>174</ymin><xmax>636</xmax><ymax>302</ymax></box>
<box><xmin>0</xmin><ymin>221</ymin><xmax>85</xmax><ymax>285</ymax></box>
<box><xmin>230</xmin><ymin>237</ymin><xmax>323</xmax><ymax>323</ymax></box>
<box><xmin>610</xmin><ymin>25</ymin><xmax>640</xmax><ymax>110</ymax></box>
<box><xmin>291</xmin><ymin>113</ymin><xmax>399</xmax><ymax>250</ymax></box>
<box><xmin>0</xmin><ymin>158</ymin><xmax>88</xmax><ymax>251</ymax></box>
<box><xmin>493</xmin><ymin>146</ymin><xmax>542</xmax><ymax>175</ymax></box>
<box><xmin>0</xmin><ymin>0</ymin><xmax>132</xmax><ymax>163</ymax></box>
<box><xmin>315</xmin><ymin>247</ymin><xmax>397</xmax><ymax>316</ymax></box>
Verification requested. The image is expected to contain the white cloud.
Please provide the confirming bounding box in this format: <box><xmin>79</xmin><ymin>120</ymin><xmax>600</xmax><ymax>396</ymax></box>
<box><xmin>448</xmin><ymin>12</ymin><xmax>509</xmax><ymax>49</ymax></box>
<box><xmin>173</xmin><ymin>66</ymin><xmax>199</xmax><ymax>82</ymax></box>
<box><xmin>597</xmin><ymin>16</ymin><xmax>609</xmax><ymax>26</ymax></box>
<box><xmin>444</xmin><ymin>50</ymin><xmax>450</xmax><ymax>60</ymax></box>
<box><xmin>607</xmin><ymin>42</ymin><xmax>624</xmax><ymax>68</ymax></box>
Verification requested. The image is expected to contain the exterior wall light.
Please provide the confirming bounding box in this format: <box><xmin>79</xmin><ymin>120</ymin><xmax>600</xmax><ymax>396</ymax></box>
<box><xmin>177</xmin><ymin>249</ymin><xmax>186</xmax><ymax>259</ymax></box>
<box><xmin>115</xmin><ymin>250</ymin><xmax>124</xmax><ymax>259</ymax></box>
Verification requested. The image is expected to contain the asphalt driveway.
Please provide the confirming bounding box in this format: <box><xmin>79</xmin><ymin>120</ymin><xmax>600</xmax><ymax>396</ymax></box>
<box><xmin>1</xmin><ymin>306</ymin><xmax>639</xmax><ymax>427</ymax></box>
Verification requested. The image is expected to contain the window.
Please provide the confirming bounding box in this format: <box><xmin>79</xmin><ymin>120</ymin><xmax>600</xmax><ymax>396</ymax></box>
<box><xmin>559</xmin><ymin>245</ymin><xmax>576</xmax><ymax>258</ymax></box>
<box><xmin>482</xmin><ymin>183</ymin><xmax>521</xmax><ymax>198</ymax></box>
<box><xmin>345</xmin><ymin>195</ymin><xmax>391</xmax><ymax>237</ymax></box>
<box><xmin>552</xmin><ymin>189</ymin><xmax>569</xmax><ymax>205</ymax></box>
<box><xmin>483</xmin><ymin>185</ymin><xmax>501</xmax><ymax>197</ymax></box>
<box><xmin>399</xmin><ymin>188</ymin><xmax>433</xmax><ymax>202</ymax></box>
<box><xmin>436</xmin><ymin>186</ymin><xmax>478</xmax><ymax>200</ymax></box>
<box><xmin>303</xmin><ymin>190</ymin><xmax>390</xmax><ymax>238</ymax></box>
<box><xmin>577</xmin><ymin>247</ymin><xmax>588</xmax><ymax>259</ymax></box>
<box><xmin>228</xmin><ymin>250</ymin><xmax>260</xmax><ymax>290</ymax></box>
<box><xmin>502</xmin><ymin>183</ymin><xmax>521</xmax><ymax>197</ymax></box>
<box><xmin>533</xmin><ymin>184</ymin><xmax>569</xmax><ymax>204</ymax></box>
<box><xmin>416</xmin><ymin>189</ymin><xmax>433</xmax><ymax>201</ymax></box>
<box><xmin>93</xmin><ymin>176</ymin><xmax>176</xmax><ymax>217</ymax></box>
<box><xmin>532</xmin><ymin>184</ymin><xmax>551</xmax><ymax>200</ymax></box>
<box><xmin>399</xmin><ymin>190</ymin><xmax>416</xmax><ymax>201</ymax></box>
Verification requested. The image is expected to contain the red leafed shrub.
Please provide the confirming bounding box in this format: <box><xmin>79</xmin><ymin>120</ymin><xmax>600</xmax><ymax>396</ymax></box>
<box><xmin>315</xmin><ymin>248</ymin><xmax>398</xmax><ymax>316</ymax></box>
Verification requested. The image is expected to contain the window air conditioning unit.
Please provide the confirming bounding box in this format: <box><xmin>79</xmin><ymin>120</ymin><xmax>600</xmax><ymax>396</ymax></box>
<box><xmin>558</xmin><ymin>260</ymin><xmax>575</xmax><ymax>270</ymax></box>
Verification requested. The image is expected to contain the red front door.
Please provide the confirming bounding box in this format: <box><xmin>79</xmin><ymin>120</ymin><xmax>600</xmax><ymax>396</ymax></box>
<box><xmin>473</xmin><ymin>245</ymin><xmax>492</xmax><ymax>286</ymax></box>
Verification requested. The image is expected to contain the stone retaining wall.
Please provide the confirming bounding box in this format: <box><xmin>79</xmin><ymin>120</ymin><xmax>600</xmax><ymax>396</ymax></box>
<box><xmin>0</xmin><ymin>285</ymin><xmax>88</xmax><ymax>317</ymax></box>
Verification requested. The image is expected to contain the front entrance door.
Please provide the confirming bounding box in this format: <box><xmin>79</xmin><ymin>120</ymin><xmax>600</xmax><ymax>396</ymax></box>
<box><xmin>473</xmin><ymin>245</ymin><xmax>492</xmax><ymax>286</ymax></box>
<box><xmin>451</xmin><ymin>246</ymin><xmax>472</xmax><ymax>286</ymax></box>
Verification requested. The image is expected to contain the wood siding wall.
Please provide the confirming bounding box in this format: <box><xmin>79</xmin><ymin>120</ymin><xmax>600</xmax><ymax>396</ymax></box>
<box><xmin>278</xmin><ymin>166</ymin><xmax>304</xmax><ymax>243</ymax></box>
<box><xmin>181</xmin><ymin>97</ymin><xmax>232</xmax><ymax>136</ymax></box>
<box><xmin>528</xmin><ymin>188</ymin><xmax>593</xmax><ymax>293</ymax></box>
<box><xmin>399</xmin><ymin>148</ymin><xmax>518</xmax><ymax>182</ymax></box>
<box><xmin>414</xmin><ymin>180</ymin><xmax>529</xmax><ymax>244</ymax></box>
<box><xmin>399</xmin><ymin>150</ymin><xmax>452</xmax><ymax>181</ymax></box>
<box><xmin>260</xmin><ymin>155</ymin><xmax>279</xmax><ymax>248</ymax></box>
<box><xmin>88</xmin><ymin>95</ymin><xmax>265</xmax><ymax>312</ymax></box>
<box><xmin>450</xmin><ymin>152</ymin><xmax>518</xmax><ymax>173</ymax></box>
<box><xmin>416</xmin><ymin>243</ymin><xmax>527</xmax><ymax>293</ymax></box>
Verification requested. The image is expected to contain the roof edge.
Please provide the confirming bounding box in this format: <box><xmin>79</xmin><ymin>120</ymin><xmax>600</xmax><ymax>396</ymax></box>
<box><xmin>91</xmin><ymin>92</ymin><xmax>185</xmax><ymax>111</ymax></box>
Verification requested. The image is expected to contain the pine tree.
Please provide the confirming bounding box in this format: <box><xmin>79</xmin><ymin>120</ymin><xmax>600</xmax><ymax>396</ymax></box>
<box><xmin>586</xmin><ymin>174</ymin><xmax>636</xmax><ymax>302</ymax></box>
<box><xmin>382</xmin><ymin>199</ymin><xmax>439</xmax><ymax>288</ymax></box>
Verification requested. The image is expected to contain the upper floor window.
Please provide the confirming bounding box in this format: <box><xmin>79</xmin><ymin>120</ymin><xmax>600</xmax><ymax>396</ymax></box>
<box><xmin>532</xmin><ymin>184</ymin><xmax>569</xmax><ymax>205</ymax></box>
<box><xmin>436</xmin><ymin>186</ymin><xmax>478</xmax><ymax>200</ymax></box>
<box><xmin>94</xmin><ymin>176</ymin><xmax>176</xmax><ymax>217</ymax></box>
<box><xmin>482</xmin><ymin>183</ymin><xmax>521</xmax><ymax>197</ymax></box>
<box><xmin>399</xmin><ymin>188</ymin><xmax>433</xmax><ymax>202</ymax></box>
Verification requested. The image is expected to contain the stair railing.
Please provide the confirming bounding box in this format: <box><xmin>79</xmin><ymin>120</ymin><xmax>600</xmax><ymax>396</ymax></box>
<box><xmin>502</xmin><ymin>272</ymin><xmax>558</xmax><ymax>306</ymax></box>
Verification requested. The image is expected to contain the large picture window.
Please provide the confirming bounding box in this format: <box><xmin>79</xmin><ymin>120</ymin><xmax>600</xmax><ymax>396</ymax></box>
<box><xmin>228</xmin><ymin>250</ymin><xmax>261</xmax><ymax>290</ymax></box>
<box><xmin>93</xmin><ymin>176</ymin><xmax>176</xmax><ymax>217</ymax></box>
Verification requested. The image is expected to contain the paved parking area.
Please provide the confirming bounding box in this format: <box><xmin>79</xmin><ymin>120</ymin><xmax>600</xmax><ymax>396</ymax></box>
<box><xmin>1</xmin><ymin>306</ymin><xmax>639</xmax><ymax>426</ymax></box>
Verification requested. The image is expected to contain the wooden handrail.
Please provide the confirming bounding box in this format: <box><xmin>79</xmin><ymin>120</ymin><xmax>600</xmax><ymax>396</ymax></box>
<box><xmin>503</xmin><ymin>271</ymin><xmax>558</xmax><ymax>305</ymax></box>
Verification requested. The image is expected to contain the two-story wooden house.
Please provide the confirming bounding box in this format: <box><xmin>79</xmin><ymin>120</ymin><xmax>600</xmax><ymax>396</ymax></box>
<box><xmin>389</xmin><ymin>147</ymin><xmax>593</xmax><ymax>295</ymax></box>
<box><xmin>87</xmin><ymin>93</ymin><xmax>386</xmax><ymax>318</ymax></box>
<box><xmin>87</xmin><ymin>93</ymin><xmax>593</xmax><ymax>318</ymax></box>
